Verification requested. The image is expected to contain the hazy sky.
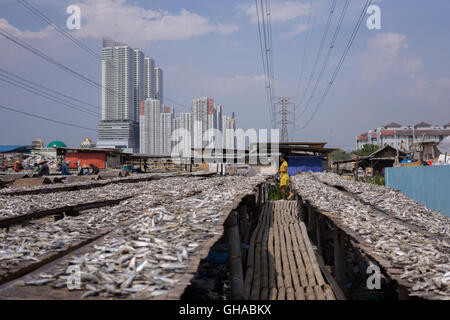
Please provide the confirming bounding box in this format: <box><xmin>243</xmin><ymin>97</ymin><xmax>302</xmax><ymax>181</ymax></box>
<box><xmin>0</xmin><ymin>0</ymin><xmax>449</xmax><ymax>151</ymax></box>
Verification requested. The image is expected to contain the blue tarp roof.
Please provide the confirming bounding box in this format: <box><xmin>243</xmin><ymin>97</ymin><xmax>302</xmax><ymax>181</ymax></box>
<box><xmin>0</xmin><ymin>145</ymin><xmax>33</xmax><ymax>153</ymax></box>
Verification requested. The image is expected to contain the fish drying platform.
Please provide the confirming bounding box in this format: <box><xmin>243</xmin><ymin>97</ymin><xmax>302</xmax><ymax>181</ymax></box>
<box><xmin>0</xmin><ymin>171</ymin><xmax>448</xmax><ymax>300</ymax></box>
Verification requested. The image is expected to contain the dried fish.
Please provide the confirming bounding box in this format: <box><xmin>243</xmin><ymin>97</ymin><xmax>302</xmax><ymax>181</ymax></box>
<box><xmin>292</xmin><ymin>173</ymin><xmax>450</xmax><ymax>297</ymax></box>
<box><xmin>6</xmin><ymin>174</ymin><xmax>265</xmax><ymax>299</ymax></box>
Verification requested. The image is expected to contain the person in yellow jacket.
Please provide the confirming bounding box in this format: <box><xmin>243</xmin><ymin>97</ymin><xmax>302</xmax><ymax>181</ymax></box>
<box><xmin>279</xmin><ymin>155</ymin><xmax>294</xmax><ymax>200</ymax></box>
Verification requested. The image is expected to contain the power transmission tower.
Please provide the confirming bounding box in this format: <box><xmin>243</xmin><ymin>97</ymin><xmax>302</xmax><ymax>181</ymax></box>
<box><xmin>276</xmin><ymin>97</ymin><xmax>295</xmax><ymax>142</ymax></box>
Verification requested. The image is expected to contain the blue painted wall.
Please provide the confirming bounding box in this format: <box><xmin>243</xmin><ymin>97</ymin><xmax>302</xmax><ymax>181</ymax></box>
<box><xmin>385</xmin><ymin>166</ymin><xmax>450</xmax><ymax>217</ymax></box>
<box><xmin>287</xmin><ymin>156</ymin><xmax>322</xmax><ymax>175</ymax></box>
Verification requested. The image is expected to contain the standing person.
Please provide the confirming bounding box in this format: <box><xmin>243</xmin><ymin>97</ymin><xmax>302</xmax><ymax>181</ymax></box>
<box><xmin>37</xmin><ymin>160</ymin><xmax>50</xmax><ymax>176</ymax></box>
<box><xmin>143</xmin><ymin>161</ymin><xmax>148</xmax><ymax>173</ymax></box>
<box><xmin>60</xmin><ymin>160</ymin><xmax>71</xmax><ymax>175</ymax></box>
<box><xmin>279</xmin><ymin>155</ymin><xmax>294</xmax><ymax>200</ymax></box>
<box><xmin>89</xmin><ymin>163</ymin><xmax>99</xmax><ymax>175</ymax></box>
<box><xmin>14</xmin><ymin>160</ymin><xmax>22</xmax><ymax>172</ymax></box>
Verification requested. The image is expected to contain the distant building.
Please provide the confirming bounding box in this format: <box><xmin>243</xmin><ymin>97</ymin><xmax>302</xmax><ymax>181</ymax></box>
<box><xmin>81</xmin><ymin>138</ymin><xmax>95</xmax><ymax>149</ymax></box>
<box><xmin>144</xmin><ymin>57</ymin><xmax>156</xmax><ymax>100</ymax></box>
<box><xmin>192</xmin><ymin>97</ymin><xmax>209</xmax><ymax>149</ymax></box>
<box><xmin>139</xmin><ymin>98</ymin><xmax>162</xmax><ymax>155</ymax></box>
<box><xmin>98</xmin><ymin>39</ymin><xmax>162</xmax><ymax>154</ymax></box>
<box><xmin>32</xmin><ymin>139</ymin><xmax>44</xmax><ymax>149</ymax></box>
<box><xmin>160</xmin><ymin>106</ymin><xmax>174</xmax><ymax>155</ymax></box>
<box><xmin>98</xmin><ymin>39</ymin><xmax>138</xmax><ymax>153</ymax></box>
<box><xmin>155</xmin><ymin>67</ymin><xmax>163</xmax><ymax>104</ymax></box>
<box><xmin>223</xmin><ymin>114</ymin><xmax>236</xmax><ymax>149</ymax></box>
<box><xmin>356</xmin><ymin>121</ymin><xmax>450</xmax><ymax>152</ymax></box>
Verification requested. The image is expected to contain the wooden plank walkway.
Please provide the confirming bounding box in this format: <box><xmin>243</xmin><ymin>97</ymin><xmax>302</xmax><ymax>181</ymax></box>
<box><xmin>244</xmin><ymin>200</ymin><xmax>336</xmax><ymax>300</ymax></box>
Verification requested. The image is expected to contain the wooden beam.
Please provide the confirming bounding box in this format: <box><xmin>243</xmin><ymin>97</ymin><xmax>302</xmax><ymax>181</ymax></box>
<box><xmin>225</xmin><ymin>211</ymin><xmax>245</xmax><ymax>300</ymax></box>
<box><xmin>333</xmin><ymin>229</ymin><xmax>347</xmax><ymax>291</ymax></box>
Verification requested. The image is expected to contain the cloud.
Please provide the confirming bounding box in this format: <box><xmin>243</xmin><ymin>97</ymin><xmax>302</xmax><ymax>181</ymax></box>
<box><xmin>234</xmin><ymin>74</ymin><xmax>265</xmax><ymax>82</ymax></box>
<box><xmin>76</xmin><ymin>0</ymin><xmax>238</xmax><ymax>44</ymax></box>
<box><xmin>282</xmin><ymin>23</ymin><xmax>308</xmax><ymax>38</ymax></box>
<box><xmin>358</xmin><ymin>33</ymin><xmax>416</xmax><ymax>85</ymax></box>
<box><xmin>0</xmin><ymin>18</ymin><xmax>54</xmax><ymax>38</ymax></box>
<box><xmin>355</xmin><ymin>32</ymin><xmax>450</xmax><ymax>107</ymax></box>
<box><xmin>1</xmin><ymin>0</ymin><xmax>238</xmax><ymax>45</ymax></box>
<box><xmin>367</xmin><ymin>32</ymin><xmax>408</xmax><ymax>57</ymax></box>
<box><xmin>238</xmin><ymin>0</ymin><xmax>309</xmax><ymax>24</ymax></box>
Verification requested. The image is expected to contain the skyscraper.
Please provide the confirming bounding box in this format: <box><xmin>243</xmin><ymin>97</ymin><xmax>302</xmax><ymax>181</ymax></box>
<box><xmin>144</xmin><ymin>57</ymin><xmax>156</xmax><ymax>100</ymax></box>
<box><xmin>139</xmin><ymin>98</ymin><xmax>162</xmax><ymax>155</ymax></box>
<box><xmin>206</xmin><ymin>99</ymin><xmax>219</xmax><ymax>148</ymax></box>
<box><xmin>160</xmin><ymin>106</ymin><xmax>174</xmax><ymax>155</ymax></box>
<box><xmin>216</xmin><ymin>105</ymin><xmax>223</xmax><ymax>132</ymax></box>
<box><xmin>155</xmin><ymin>67</ymin><xmax>163</xmax><ymax>104</ymax></box>
<box><xmin>134</xmin><ymin>49</ymin><xmax>144</xmax><ymax>123</ymax></box>
<box><xmin>192</xmin><ymin>97</ymin><xmax>209</xmax><ymax>149</ymax></box>
<box><xmin>179</xmin><ymin>112</ymin><xmax>192</xmax><ymax>157</ymax></box>
<box><xmin>98</xmin><ymin>39</ymin><xmax>138</xmax><ymax>153</ymax></box>
<box><xmin>223</xmin><ymin>114</ymin><xmax>236</xmax><ymax>150</ymax></box>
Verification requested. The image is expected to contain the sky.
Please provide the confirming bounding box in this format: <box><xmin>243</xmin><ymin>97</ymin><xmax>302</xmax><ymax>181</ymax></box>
<box><xmin>0</xmin><ymin>0</ymin><xmax>449</xmax><ymax>151</ymax></box>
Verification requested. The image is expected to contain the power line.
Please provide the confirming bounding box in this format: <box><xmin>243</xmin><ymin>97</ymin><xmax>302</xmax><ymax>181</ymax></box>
<box><xmin>0</xmin><ymin>103</ymin><xmax>97</xmax><ymax>132</ymax></box>
<box><xmin>0</xmin><ymin>28</ymin><xmax>110</xmax><ymax>93</ymax></box>
<box><xmin>255</xmin><ymin>0</ymin><xmax>272</xmax><ymax>126</ymax></box>
<box><xmin>295</xmin><ymin>0</ymin><xmax>337</xmax><ymax>119</ymax></box>
<box><xmin>295</xmin><ymin>0</ymin><xmax>350</xmax><ymax>122</ymax></box>
<box><xmin>264</xmin><ymin>0</ymin><xmax>276</xmax><ymax>124</ymax></box>
<box><xmin>16</xmin><ymin>1</ymin><xmax>190</xmax><ymax>114</ymax></box>
<box><xmin>10</xmin><ymin>0</ymin><xmax>208</xmax><ymax>124</ymax></box>
<box><xmin>16</xmin><ymin>0</ymin><xmax>101</xmax><ymax>60</ymax></box>
<box><xmin>0</xmin><ymin>68</ymin><xmax>100</xmax><ymax>114</ymax></box>
<box><xmin>255</xmin><ymin>0</ymin><xmax>276</xmax><ymax>128</ymax></box>
<box><xmin>0</xmin><ymin>74</ymin><xmax>100</xmax><ymax>117</ymax></box>
<box><xmin>164</xmin><ymin>97</ymin><xmax>190</xmax><ymax>110</ymax></box>
<box><xmin>298</xmin><ymin>0</ymin><xmax>372</xmax><ymax>131</ymax></box>
<box><xmin>0</xmin><ymin>68</ymin><xmax>100</xmax><ymax>111</ymax></box>
<box><xmin>294</xmin><ymin>0</ymin><xmax>314</xmax><ymax>110</ymax></box>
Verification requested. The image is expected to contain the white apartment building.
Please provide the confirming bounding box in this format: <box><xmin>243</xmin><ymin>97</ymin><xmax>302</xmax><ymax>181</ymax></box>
<box><xmin>98</xmin><ymin>39</ymin><xmax>164</xmax><ymax>154</ymax></box>
<box><xmin>216</xmin><ymin>105</ymin><xmax>223</xmax><ymax>132</ymax></box>
<box><xmin>139</xmin><ymin>98</ymin><xmax>162</xmax><ymax>155</ymax></box>
<box><xmin>160</xmin><ymin>106</ymin><xmax>174</xmax><ymax>155</ymax></box>
<box><xmin>144</xmin><ymin>57</ymin><xmax>156</xmax><ymax>100</ymax></box>
<box><xmin>192</xmin><ymin>97</ymin><xmax>209</xmax><ymax>149</ymax></box>
<box><xmin>133</xmin><ymin>49</ymin><xmax>145</xmax><ymax>123</ymax></box>
<box><xmin>180</xmin><ymin>113</ymin><xmax>193</xmax><ymax>157</ymax></box>
<box><xmin>155</xmin><ymin>67</ymin><xmax>163</xmax><ymax>104</ymax></box>
<box><xmin>98</xmin><ymin>39</ymin><xmax>138</xmax><ymax>153</ymax></box>
<box><xmin>222</xmin><ymin>114</ymin><xmax>236</xmax><ymax>150</ymax></box>
<box><xmin>356</xmin><ymin>121</ymin><xmax>450</xmax><ymax>152</ymax></box>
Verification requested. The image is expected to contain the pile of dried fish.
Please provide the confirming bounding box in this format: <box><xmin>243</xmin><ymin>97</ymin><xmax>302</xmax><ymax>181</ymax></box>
<box><xmin>313</xmin><ymin>172</ymin><xmax>450</xmax><ymax>238</ymax></box>
<box><xmin>0</xmin><ymin>182</ymin><xmax>143</xmax><ymax>219</ymax></box>
<box><xmin>0</xmin><ymin>176</ymin><xmax>206</xmax><ymax>283</ymax></box>
<box><xmin>4</xmin><ymin>175</ymin><xmax>266</xmax><ymax>299</ymax></box>
<box><xmin>0</xmin><ymin>172</ymin><xmax>177</xmax><ymax>196</ymax></box>
<box><xmin>293</xmin><ymin>173</ymin><xmax>450</xmax><ymax>298</ymax></box>
<box><xmin>22</xmin><ymin>153</ymin><xmax>57</xmax><ymax>168</ymax></box>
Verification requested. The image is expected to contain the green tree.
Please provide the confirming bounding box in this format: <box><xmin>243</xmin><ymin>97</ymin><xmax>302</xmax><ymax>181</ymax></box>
<box><xmin>352</xmin><ymin>144</ymin><xmax>380</xmax><ymax>157</ymax></box>
<box><xmin>330</xmin><ymin>149</ymin><xmax>350</xmax><ymax>162</ymax></box>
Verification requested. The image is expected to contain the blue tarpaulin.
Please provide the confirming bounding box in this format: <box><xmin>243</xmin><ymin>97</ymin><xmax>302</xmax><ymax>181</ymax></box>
<box><xmin>287</xmin><ymin>156</ymin><xmax>322</xmax><ymax>175</ymax></box>
<box><xmin>0</xmin><ymin>145</ymin><xmax>32</xmax><ymax>153</ymax></box>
